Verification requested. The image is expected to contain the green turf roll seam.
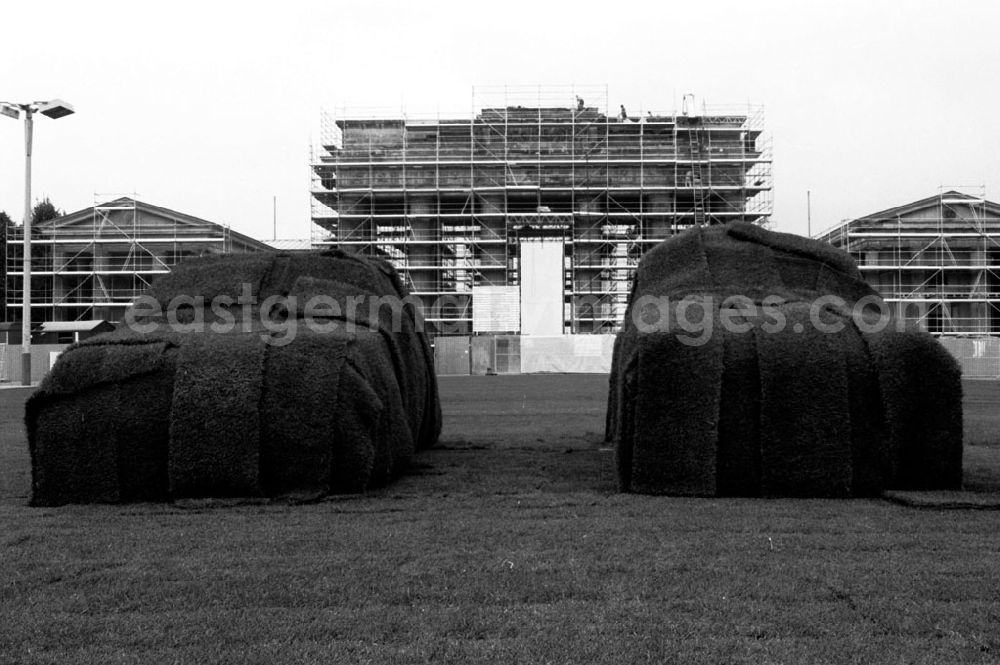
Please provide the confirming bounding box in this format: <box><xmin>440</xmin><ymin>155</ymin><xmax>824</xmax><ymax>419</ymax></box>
<box><xmin>27</xmin><ymin>385</ymin><xmax>122</xmax><ymax>506</ymax></box>
<box><xmin>756</xmin><ymin>304</ymin><xmax>853</xmax><ymax>497</ymax></box>
<box><xmin>168</xmin><ymin>334</ymin><xmax>267</xmax><ymax>498</ymax></box>
<box><xmin>716</xmin><ymin>321</ymin><xmax>762</xmax><ymax>496</ymax></box>
<box><xmin>609</xmin><ymin>222</ymin><xmax>964</xmax><ymax>497</ymax></box>
<box><xmin>862</xmin><ymin>329</ymin><xmax>963</xmax><ymax>490</ymax></box>
<box><xmin>258</xmin><ymin>332</ymin><xmax>351</xmax><ymax>497</ymax></box>
<box><xmin>630</xmin><ymin>329</ymin><xmax>725</xmax><ymax>496</ymax></box>
<box><xmin>330</xmin><ymin>357</ymin><xmax>381</xmax><ymax>493</ymax></box>
<box><xmin>29</xmin><ymin>250</ymin><xmax>441</xmax><ymax>503</ymax></box>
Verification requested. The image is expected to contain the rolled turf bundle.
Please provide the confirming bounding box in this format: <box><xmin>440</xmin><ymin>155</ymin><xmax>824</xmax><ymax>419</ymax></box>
<box><xmin>27</xmin><ymin>250</ymin><xmax>441</xmax><ymax>506</ymax></box>
<box><xmin>608</xmin><ymin>222</ymin><xmax>963</xmax><ymax>497</ymax></box>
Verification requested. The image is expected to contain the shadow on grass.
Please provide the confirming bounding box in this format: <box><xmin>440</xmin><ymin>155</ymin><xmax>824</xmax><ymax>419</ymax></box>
<box><xmin>390</xmin><ymin>444</ymin><xmax>619</xmax><ymax>497</ymax></box>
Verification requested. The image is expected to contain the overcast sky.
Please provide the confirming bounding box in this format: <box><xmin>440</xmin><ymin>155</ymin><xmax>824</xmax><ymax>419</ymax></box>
<box><xmin>2</xmin><ymin>0</ymin><xmax>998</xmax><ymax>241</ymax></box>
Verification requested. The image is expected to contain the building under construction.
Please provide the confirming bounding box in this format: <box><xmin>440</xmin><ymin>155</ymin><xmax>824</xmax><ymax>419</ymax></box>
<box><xmin>817</xmin><ymin>189</ymin><xmax>1000</xmax><ymax>336</ymax></box>
<box><xmin>310</xmin><ymin>87</ymin><xmax>772</xmax><ymax>335</ymax></box>
<box><xmin>3</xmin><ymin>197</ymin><xmax>269</xmax><ymax>326</ymax></box>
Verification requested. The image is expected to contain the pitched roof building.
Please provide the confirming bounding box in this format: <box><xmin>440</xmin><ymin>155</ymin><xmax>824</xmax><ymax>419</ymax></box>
<box><xmin>3</xmin><ymin>197</ymin><xmax>270</xmax><ymax>324</ymax></box>
<box><xmin>816</xmin><ymin>190</ymin><xmax>1000</xmax><ymax>335</ymax></box>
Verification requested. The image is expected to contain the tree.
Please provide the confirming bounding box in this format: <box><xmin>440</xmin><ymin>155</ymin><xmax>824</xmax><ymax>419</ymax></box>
<box><xmin>31</xmin><ymin>197</ymin><xmax>64</xmax><ymax>225</ymax></box>
<box><xmin>0</xmin><ymin>211</ymin><xmax>13</xmax><ymax>227</ymax></box>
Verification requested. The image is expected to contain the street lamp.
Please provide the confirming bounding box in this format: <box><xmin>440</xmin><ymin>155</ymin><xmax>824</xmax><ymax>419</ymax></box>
<box><xmin>1</xmin><ymin>98</ymin><xmax>74</xmax><ymax>385</ymax></box>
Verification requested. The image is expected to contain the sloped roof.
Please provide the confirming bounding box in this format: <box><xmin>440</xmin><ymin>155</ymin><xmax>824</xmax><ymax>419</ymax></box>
<box><xmin>38</xmin><ymin>320</ymin><xmax>115</xmax><ymax>333</ymax></box>
<box><xmin>38</xmin><ymin>197</ymin><xmax>271</xmax><ymax>250</ymax></box>
<box><xmin>855</xmin><ymin>191</ymin><xmax>997</xmax><ymax>222</ymax></box>
<box><xmin>816</xmin><ymin>191</ymin><xmax>1000</xmax><ymax>241</ymax></box>
<box><xmin>265</xmin><ymin>238</ymin><xmax>314</xmax><ymax>251</ymax></box>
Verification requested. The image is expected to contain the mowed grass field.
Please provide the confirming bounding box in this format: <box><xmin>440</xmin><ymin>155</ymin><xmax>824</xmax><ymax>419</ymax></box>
<box><xmin>2</xmin><ymin>376</ymin><xmax>1000</xmax><ymax>664</ymax></box>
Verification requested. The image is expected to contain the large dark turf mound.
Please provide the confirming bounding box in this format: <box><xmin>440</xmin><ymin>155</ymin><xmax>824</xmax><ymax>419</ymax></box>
<box><xmin>27</xmin><ymin>250</ymin><xmax>441</xmax><ymax>506</ymax></box>
<box><xmin>607</xmin><ymin>222</ymin><xmax>963</xmax><ymax>497</ymax></box>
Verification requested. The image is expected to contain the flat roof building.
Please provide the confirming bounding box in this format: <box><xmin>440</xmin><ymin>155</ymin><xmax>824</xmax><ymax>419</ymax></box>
<box><xmin>311</xmin><ymin>86</ymin><xmax>772</xmax><ymax>335</ymax></box>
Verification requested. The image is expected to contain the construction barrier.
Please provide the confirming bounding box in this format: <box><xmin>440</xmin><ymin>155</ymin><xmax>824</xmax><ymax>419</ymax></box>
<box><xmin>938</xmin><ymin>337</ymin><xmax>1000</xmax><ymax>379</ymax></box>
<box><xmin>0</xmin><ymin>344</ymin><xmax>70</xmax><ymax>385</ymax></box>
<box><xmin>433</xmin><ymin>335</ymin><xmax>615</xmax><ymax>375</ymax></box>
<box><xmin>520</xmin><ymin>335</ymin><xmax>616</xmax><ymax>373</ymax></box>
<box><xmin>470</xmin><ymin>335</ymin><xmax>520</xmax><ymax>375</ymax></box>
<box><xmin>433</xmin><ymin>336</ymin><xmax>471</xmax><ymax>375</ymax></box>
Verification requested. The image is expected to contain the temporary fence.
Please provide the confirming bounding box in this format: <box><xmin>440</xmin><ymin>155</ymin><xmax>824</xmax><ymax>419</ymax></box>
<box><xmin>0</xmin><ymin>344</ymin><xmax>69</xmax><ymax>385</ymax></box>
<box><xmin>434</xmin><ymin>334</ymin><xmax>615</xmax><ymax>375</ymax></box>
<box><xmin>938</xmin><ymin>336</ymin><xmax>1000</xmax><ymax>379</ymax></box>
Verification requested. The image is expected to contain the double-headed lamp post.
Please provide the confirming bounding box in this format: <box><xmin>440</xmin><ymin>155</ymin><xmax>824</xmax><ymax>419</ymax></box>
<box><xmin>1</xmin><ymin>99</ymin><xmax>74</xmax><ymax>385</ymax></box>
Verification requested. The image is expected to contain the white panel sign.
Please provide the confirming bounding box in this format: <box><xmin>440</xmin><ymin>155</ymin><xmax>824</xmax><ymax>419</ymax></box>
<box><xmin>520</xmin><ymin>335</ymin><xmax>616</xmax><ymax>373</ymax></box>
<box><xmin>472</xmin><ymin>286</ymin><xmax>521</xmax><ymax>333</ymax></box>
<box><xmin>519</xmin><ymin>238</ymin><xmax>564</xmax><ymax>336</ymax></box>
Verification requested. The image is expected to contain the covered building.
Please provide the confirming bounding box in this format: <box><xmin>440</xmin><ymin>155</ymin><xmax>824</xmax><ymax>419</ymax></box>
<box><xmin>0</xmin><ymin>219</ymin><xmax>8</xmax><ymax>322</ymax></box>
<box><xmin>817</xmin><ymin>190</ymin><xmax>1000</xmax><ymax>336</ymax></box>
<box><xmin>310</xmin><ymin>86</ymin><xmax>772</xmax><ymax>335</ymax></box>
<box><xmin>3</xmin><ymin>197</ymin><xmax>270</xmax><ymax>324</ymax></box>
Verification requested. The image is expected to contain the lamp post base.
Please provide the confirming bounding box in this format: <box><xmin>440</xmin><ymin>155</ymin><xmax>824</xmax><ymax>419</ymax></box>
<box><xmin>21</xmin><ymin>352</ymin><xmax>31</xmax><ymax>386</ymax></box>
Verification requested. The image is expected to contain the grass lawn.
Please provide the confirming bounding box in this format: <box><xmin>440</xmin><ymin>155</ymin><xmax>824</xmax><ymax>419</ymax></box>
<box><xmin>1</xmin><ymin>376</ymin><xmax>999</xmax><ymax>664</ymax></box>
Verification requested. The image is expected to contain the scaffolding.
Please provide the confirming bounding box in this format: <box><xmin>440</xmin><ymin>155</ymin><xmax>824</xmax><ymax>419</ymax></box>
<box><xmin>817</xmin><ymin>187</ymin><xmax>1000</xmax><ymax>335</ymax></box>
<box><xmin>4</xmin><ymin>197</ymin><xmax>268</xmax><ymax>324</ymax></box>
<box><xmin>310</xmin><ymin>85</ymin><xmax>773</xmax><ymax>334</ymax></box>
